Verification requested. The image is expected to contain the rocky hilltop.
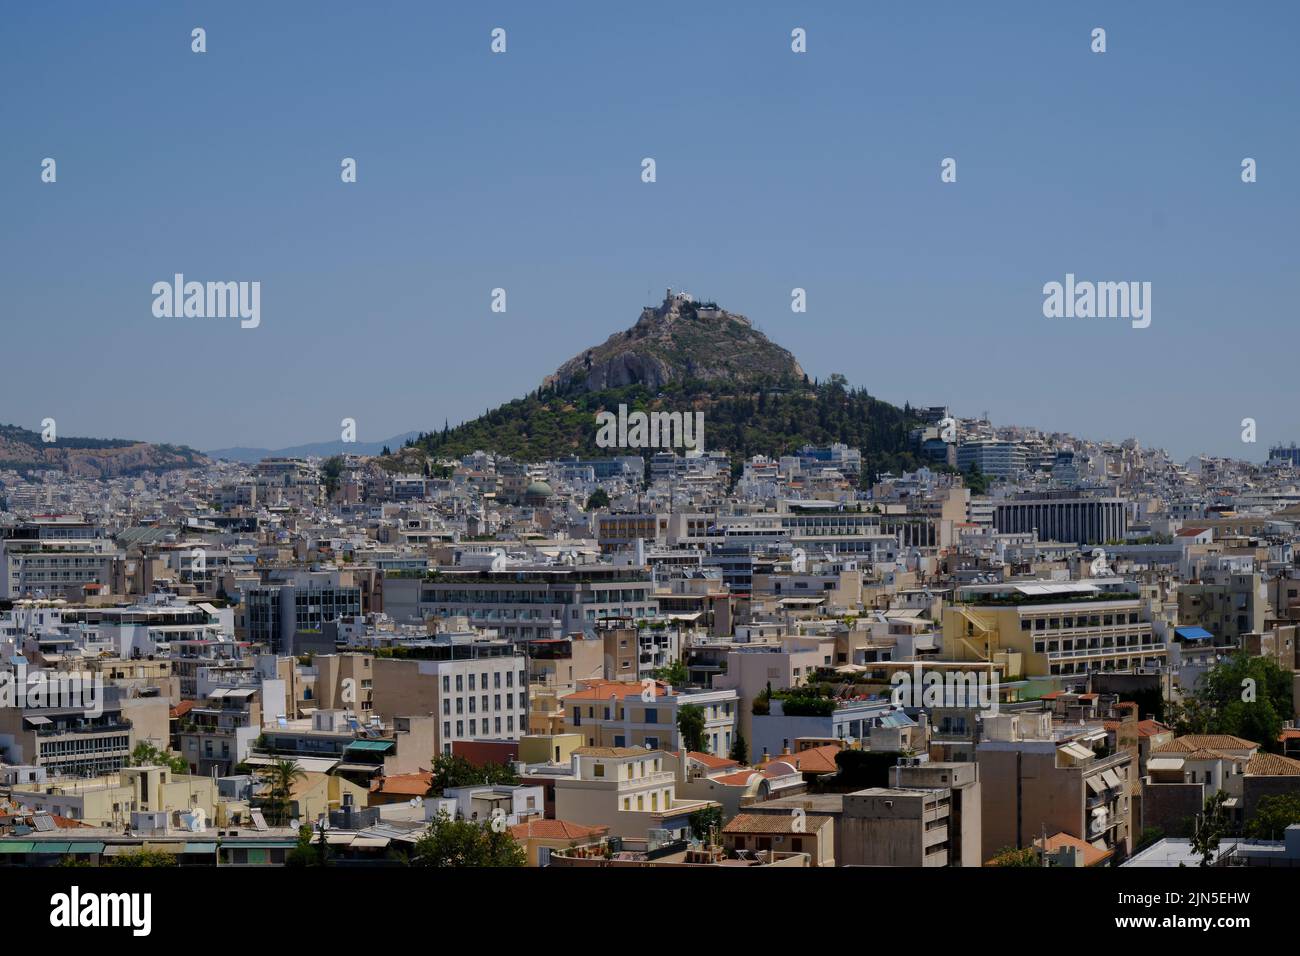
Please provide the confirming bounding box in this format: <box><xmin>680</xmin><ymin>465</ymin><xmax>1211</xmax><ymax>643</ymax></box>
<box><xmin>545</xmin><ymin>290</ymin><xmax>805</xmax><ymax>393</ymax></box>
<box><xmin>0</xmin><ymin>424</ymin><xmax>208</xmax><ymax>477</ymax></box>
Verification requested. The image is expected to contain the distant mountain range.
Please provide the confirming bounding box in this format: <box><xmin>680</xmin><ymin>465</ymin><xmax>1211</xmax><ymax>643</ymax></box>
<box><xmin>388</xmin><ymin>292</ymin><xmax>927</xmax><ymax>480</ymax></box>
<box><xmin>206</xmin><ymin>431</ymin><xmax>422</xmax><ymax>463</ymax></box>
<box><xmin>0</xmin><ymin>424</ymin><xmax>208</xmax><ymax>477</ymax></box>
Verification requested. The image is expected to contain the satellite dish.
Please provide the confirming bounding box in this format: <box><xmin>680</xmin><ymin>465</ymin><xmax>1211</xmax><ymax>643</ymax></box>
<box><xmin>289</xmin><ymin>819</ymin><xmax>301</xmax><ymax>829</ymax></box>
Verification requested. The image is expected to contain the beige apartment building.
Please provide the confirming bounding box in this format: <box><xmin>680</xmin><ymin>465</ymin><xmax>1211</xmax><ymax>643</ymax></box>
<box><xmin>553</xmin><ymin>747</ymin><xmax>719</xmax><ymax>840</ymax></box>
<box><xmin>1</xmin><ymin>765</ymin><xmax>219</xmax><ymax>827</ymax></box>
<box><xmin>370</xmin><ymin>637</ymin><xmax>528</xmax><ymax>755</ymax></box>
<box><xmin>562</xmin><ymin>680</ymin><xmax>738</xmax><ymax>757</ymax></box>
<box><xmin>977</xmin><ymin>712</ymin><xmax>1133</xmax><ymax>862</ymax></box>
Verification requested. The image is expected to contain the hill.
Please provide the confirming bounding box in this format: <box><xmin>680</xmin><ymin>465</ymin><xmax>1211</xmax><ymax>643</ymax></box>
<box><xmin>395</xmin><ymin>292</ymin><xmax>927</xmax><ymax>482</ymax></box>
<box><xmin>0</xmin><ymin>424</ymin><xmax>208</xmax><ymax>477</ymax></box>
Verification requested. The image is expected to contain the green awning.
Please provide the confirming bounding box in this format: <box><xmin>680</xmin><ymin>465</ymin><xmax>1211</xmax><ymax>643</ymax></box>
<box><xmin>0</xmin><ymin>842</ymin><xmax>34</xmax><ymax>854</ymax></box>
<box><xmin>183</xmin><ymin>842</ymin><xmax>218</xmax><ymax>853</ymax></box>
<box><xmin>30</xmin><ymin>842</ymin><xmax>72</xmax><ymax>854</ymax></box>
<box><xmin>66</xmin><ymin>842</ymin><xmax>105</xmax><ymax>854</ymax></box>
<box><xmin>345</xmin><ymin>740</ymin><xmax>395</xmax><ymax>753</ymax></box>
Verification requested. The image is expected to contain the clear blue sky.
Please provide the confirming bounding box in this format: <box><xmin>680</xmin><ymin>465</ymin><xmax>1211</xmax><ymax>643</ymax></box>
<box><xmin>2</xmin><ymin>1</ymin><xmax>1296</xmax><ymax>460</ymax></box>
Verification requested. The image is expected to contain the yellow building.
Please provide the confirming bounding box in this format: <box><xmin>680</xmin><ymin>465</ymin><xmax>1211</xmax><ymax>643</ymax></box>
<box><xmin>941</xmin><ymin>582</ymin><xmax>1167</xmax><ymax>679</ymax></box>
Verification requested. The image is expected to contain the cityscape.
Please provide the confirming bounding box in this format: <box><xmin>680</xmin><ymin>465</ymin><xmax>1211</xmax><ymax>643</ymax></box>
<box><xmin>4</xmin><ymin>0</ymin><xmax>1291</xmax><ymax>936</ymax></box>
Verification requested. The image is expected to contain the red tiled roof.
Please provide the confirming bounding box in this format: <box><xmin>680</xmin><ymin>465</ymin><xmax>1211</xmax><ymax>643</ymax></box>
<box><xmin>563</xmin><ymin>680</ymin><xmax>673</xmax><ymax>702</ymax></box>
<box><xmin>509</xmin><ymin>819</ymin><xmax>609</xmax><ymax>841</ymax></box>
<box><xmin>688</xmin><ymin>751</ymin><xmax>739</xmax><ymax>771</ymax></box>
<box><xmin>369</xmin><ymin>771</ymin><xmax>434</xmax><ymax>796</ymax></box>
<box><xmin>170</xmin><ymin>700</ymin><xmax>197</xmax><ymax>719</ymax></box>
<box><xmin>1036</xmin><ymin>831</ymin><xmax>1113</xmax><ymax>867</ymax></box>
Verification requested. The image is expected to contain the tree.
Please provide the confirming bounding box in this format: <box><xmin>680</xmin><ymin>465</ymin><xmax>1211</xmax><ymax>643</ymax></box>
<box><xmin>652</xmin><ymin>659</ymin><xmax>687</xmax><ymax>687</ymax></box>
<box><xmin>105</xmin><ymin>848</ymin><xmax>178</xmax><ymax>867</ymax></box>
<box><xmin>430</xmin><ymin>754</ymin><xmax>518</xmax><ymax>795</ymax></box>
<box><xmin>129</xmin><ymin>741</ymin><xmax>189</xmax><ymax>775</ymax></box>
<box><xmin>320</xmin><ymin>455</ymin><xmax>344</xmax><ymax>498</ymax></box>
<box><xmin>1190</xmin><ymin>790</ymin><xmax>1231</xmax><ymax>866</ymax></box>
<box><xmin>1170</xmin><ymin>653</ymin><xmax>1292</xmax><ymax>751</ymax></box>
<box><xmin>729</xmin><ymin>731</ymin><xmax>749</xmax><ymax>765</ymax></box>
<box><xmin>677</xmin><ymin>704</ymin><xmax>707</xmax><ymax>753</ymax></box>
<box><xmin>584</xmin><ymin>488</ymin><xmax>610</xmax><ymax>511</ymax></box>
<box><xmin>1134</xmin><ymin>826</ymin><xmax>1165</xmax><ymax>853</ymax></box>
<box><xmin>1246</xmin><ymin>792</ymin><xmax>1300</xmax><ymax>839</ymax></box>
<box><xmin>987</xmin><ymin>846</ymin><xmax>1041</xmax><ymax>867</ymax></box>
<box><xmin>286</xmin><ymin>823</ymin><xmax>331</xmax><ymax>867</ymax></box>
<box><xmin>257</xmin><ymin>758</ymin><xmax>307</xmax><ymax>826</ymax></box>
<box><xmin>689</xmin><ymin>805</ymin><xmax>723</xmax><ymax>842</ymax></box>
<box><xmin>410</xmin><ymin>812</ymin><xmax>526</xmax><ymax>867</ymax></box>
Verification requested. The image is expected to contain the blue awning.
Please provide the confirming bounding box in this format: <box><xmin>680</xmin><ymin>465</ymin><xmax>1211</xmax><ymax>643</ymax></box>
<box><xmin>1175</xmin><ymin>626</ymin><xmax>1213</xmax><ymax>641</ymax></box>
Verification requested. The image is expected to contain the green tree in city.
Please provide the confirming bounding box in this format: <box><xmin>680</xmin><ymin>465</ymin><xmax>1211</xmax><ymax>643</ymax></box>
<box><xmin>1246</xmin><ymin>793</ymin><xmax>1300</xmax><ymax>839</ymax></box>
<box><xmin>129</xmin><ymin>742</ymin><xmax>189</xmax><ymax>775</ymax></box>
<box><xmin>410</xmin><ymin>811</ymin><xmax>525</xmax><ymax>867</ymax></box>
<box><xmin>430</xmin><ymin>754</ymin><xmax>518</xmax><ymax>795</ymax></box>
<box><xmin>1168</xmin><ymin>653</ymin><xmax>1292</xmax><ymax>751</ymax></box>
<box><xmin>689</xmin><ymin>805</ymin><xmax>723</xmax><ymax>843</ymax></box>
<box><xmin>257</xmin><ymin>758</ymin><xmax>307</xmax><ymax>826</ymax></box>
<box><xmin>105</xmin><ymin>848</ymin><xmax>179</xmax><ymax>867</ymax></box>
<box><xmin>652</xmin><ymin>658</ymin><xmax>688</xmax><ymax>687</ymax></box>
<box><xmin>1190</xmin><ymin>790</ymin><xmax>1231</xmax><ymax>866</ymax></box>
<box><xmin>729</xmin><ymin>731</ymin><xmax>749</xmax><ymax>765</ymax></box>
<box><xmin>584</xmin><ymin>488</ymin><xmax>610</xmax><ymax>511</ymax></box>
<box><xmin>987</xmin><ymin>845</ymin><xmax>1041</xmax><ymax>867</ymax></box>
<box><xmin>320</xmin><ymin>455</ymin><xmax>344</xmax><ymax>498</ymax></box>
<box><xmin>677</xmin><ymin>704</ymin><xmax>707</xmax><ymax>753</ymax></box>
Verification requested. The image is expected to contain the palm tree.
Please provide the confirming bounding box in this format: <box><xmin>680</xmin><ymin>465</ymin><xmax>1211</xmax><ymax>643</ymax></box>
<box><xmin>257</xmin><ymin>759</ymin><xmax>307</xmax><ymax>826</ymax></box>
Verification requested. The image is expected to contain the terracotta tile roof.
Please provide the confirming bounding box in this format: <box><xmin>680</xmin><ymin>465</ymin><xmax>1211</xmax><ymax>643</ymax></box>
<box><xmin>1246</xmin><ymin>752</ymin><xmax>1300</xmax><ymax>776</ymax></box>
<box><xmin>1036</xmin><ymin>831</ymin><xmax>1113</xmax><ymax>867</ymax></box>
<box><xmin>710</xmin><ymin>770</ymin><xmax>766</xmax><ymax>788</ymax></box>
<box><xmin>369</xmin><ymin>771</ymin><xmax>434</xmax><ymax>796</ymax></box>
<box><xmin>1155</xmin><ymin>734</ymin><xmax>1258</xmax><ymax>754</ymax></box>
<box><xmin>688</xmin><ymin>751</ymin><xmax>739</xmax><ymax>771</ymax></box>
<box><xmin>170</xmin><ymin>700</ymin><xmax>197</xmax><ymax>719</ymax></box>
<box><xmin>1103</xmin><ymin>719</ymin><xmax>1171</xmax><ymax>737</ymax></box>
<box><xmin>761</xmin><ymin>744</ymin><xmax>840</xmax><ymax>775</ymax></box>
<box><xmin>574</xmin><ymin>746</ymin><xmax>664</xmax><ymax>758</ymax></box>
<box><xmin>563</xmin><ymin>680</ymin><xmax>674</xmax><ymax>702</ymax></box>
<box><xmin>723</xmin><ymin>812</ymin><xmax>830</xmax><ymax>835</ymax></box>
<box><xmin>509</xmin><ymin>819</ymin><xmax>609</xmax><ymax>841</ymax></box>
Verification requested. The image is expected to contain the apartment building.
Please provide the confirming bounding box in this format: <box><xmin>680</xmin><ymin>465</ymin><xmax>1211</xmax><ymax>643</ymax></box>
<box><xmin>384</xmin><ymin>565</ymin><xmax>658</xmax><ymax>641</ymax></box>
<box><xmin>0</xmin><ymin>516</ymin><xmax>115</xmax><ymax>600</ymax></box>
<box><xmin>370</xmin><ymin>634</ymin><xmax>528</xmax><ymax>755</ymax></box>
<box><xmin>0</xmin><ymin>687</ymin><xmax>168</xmax><ymax>777</ymax></box>
<box><xmin>562</xmin><ymin>680</ymin><xmax>739</xmax><ymax>756</ymax></box>
<box><xmin>552</xmin><ymin>746</ymin><xmax>719</xmax><ymax>840</ymax></box>
<box><xmin>240</xmin><ymin>568</ymin><xmax>363</xmax><ymax>655</ymax></box>
<box><xmin>942</xmin><ymin>580</ymin><xmax>1167</xmax><ymax>679</ymax></box>
<box><xmin>977</xmin><ymin>711</ymin><xmax>1133</xmax><ymax>861</ymax></box>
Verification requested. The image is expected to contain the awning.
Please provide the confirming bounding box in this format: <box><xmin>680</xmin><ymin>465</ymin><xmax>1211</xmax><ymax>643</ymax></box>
<box><xmin>1175</xmin><ymin>626</ymin><xmax>1214</xmax><ymax>641</ymax></box>
<box><xmin>344</xmin><ymin>740</ymin><xmax>395</xmax><ymax>753</ymax></box>
<box><xmin>66</xmin><ymin>842</ymin><xmax>105</xmax><ymax>854</ymax></box>
<box><xmin>183</xmin><ymin>842</ymin><xmax>218</xmax><ymax>854</ymax></box>
<box><xmin>24</xmin><ymin>715</ymin><xmax>51</xmax><ymax>726</ymax></box>
<box><xmin>348</xmin><ymin>836</ymin><xmax>389</xmax><ymax>849</ymax></box>
<box><xmin>1086</xmin><ymin>776</ymin><xmax>1105</xmax><ymax>794</ymax></box>
<box><xmin>1147</xmin><ymin>757</ymin><xmax>1184</xmax><ymax>772</ymax></box>
<box><xmin>1101</xmin><ymin>769</ymin><xmax>1122</xmax><ymax>789</ymax></box>
<box><xmin>30</xmin><ymin>842</ymin><xmax>71</xmax><ymax>854</ymax></box>
<box><xmin>0</xmin><ymin>842</ymin><xmax>34</xmax><ymax>854</ymax></box>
